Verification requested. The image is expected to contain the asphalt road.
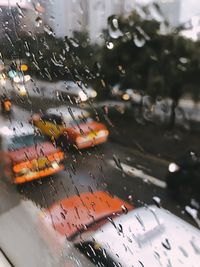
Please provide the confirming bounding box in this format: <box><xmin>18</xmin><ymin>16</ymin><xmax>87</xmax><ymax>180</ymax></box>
<box><xmin>1</xmin><ymin>83</ymin><xmax>200</xmax><ymax>266</ymax></box>
<box><xmin>0</xmin><ymin>101</ymin><xmax>198</xmax><ymax>229</ymax></box>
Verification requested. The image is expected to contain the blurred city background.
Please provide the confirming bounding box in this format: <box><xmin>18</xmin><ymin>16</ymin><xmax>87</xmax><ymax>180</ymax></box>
<box><xmin>1</xmin><ymin>1</ymin><xmax>200</xmax><ymax>266</ymax></box>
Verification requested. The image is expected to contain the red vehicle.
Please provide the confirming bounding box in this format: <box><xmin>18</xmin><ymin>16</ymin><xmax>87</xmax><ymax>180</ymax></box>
<box><xmin>0</xmin><ymin>121</ymin><xmax>64</xmax><ymax>184</ymax></box>
<box><xmin>43</xmin><ymin>191</ymin><xmax>133</xmax><ymax>241</ymax></box>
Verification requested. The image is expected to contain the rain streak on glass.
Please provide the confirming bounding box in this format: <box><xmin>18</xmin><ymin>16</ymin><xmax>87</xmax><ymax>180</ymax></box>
<box><xmin>0</xmin><ymin>0</ymin><xmax>200</xmax><ymax>267</ymax></box>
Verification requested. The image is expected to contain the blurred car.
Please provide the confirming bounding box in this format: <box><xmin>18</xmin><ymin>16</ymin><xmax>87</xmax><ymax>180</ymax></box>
<box><xmin>8</xmin><ymin>70</ymin><xmax>30</xmax><ymax>97</ymax></box>
<box><xmin>0</xmin><ymin>121</ymin><xmax>64</xmax><ymax>184</ymax></box>
<box><xmin>54</xmin><ymin>81</ymin><xmax>97</xmax><ymax>103</ymax></box>
<box><xmin>122</xmin><ymin>88</ymin><xmax>143</xmax><ymax>103</ymax></box>
<box><xmin>31</xmin><ymin>106</ymin><xmax>109</xmax><ymax>149</ymax></box>
<box><xmin>12</xmin><ymin>82</ymin><xmax>27</xmax><ymax>97</ymax></box>
<box><xmin>43</xmin><ymin>191</ymin><xmax>134</xmax><ymax>241</ymax></box>
<box><xmin>42</xmin><ymin>193</ymin><xmax>200</xmax><ymax>267</ymax></box>
<box><xmin>166</xmin><ymin>150</ymin><xmax>200</xmax><ymax>200</ymax></box>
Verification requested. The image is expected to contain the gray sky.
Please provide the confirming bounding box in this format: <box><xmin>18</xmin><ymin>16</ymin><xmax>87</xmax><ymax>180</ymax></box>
<box><xmin>181</xmin><ymin>0</ymin><xmax>200</xmax><ymax>22</ymax></box>
<box><xmin>136</xmin><ymin>0</ymin><xmax>200</xmax><ymax>22</ymax></box>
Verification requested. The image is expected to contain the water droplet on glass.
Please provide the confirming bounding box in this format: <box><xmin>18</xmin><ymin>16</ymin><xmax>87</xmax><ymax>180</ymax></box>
<box><xmin>43</xmin><ymin>25</ymin><xmax>54</xmax><ymax>36</ymax></box>
<box><xmin>35</xmin><ymin>16</ymin><xmax>43</xmax><ymax>27</ymax></box>
<box><xmin>152</xmin><ymin>196</ymin><xmax>161</xmax><ymax>208</ymax></box>
<box><xmin>121</xmin><ymin>204</ymin><xmax>128</xmax><ymax>214</ymax></box>
<box><xmin>185</xmin><ymin>206</ymin><xmax>200</xmax><ymax>228</ymax></box>
<box><xmin>179</xmin><ymin>246</ymin><xmax>188</xmax><ymax>257</ymax></box>
<box><xmin>134</xmin><ymin>36</ymin><xmax>145</xmax><ymax>47</ymax></box>
<box><xmin>190</xmin><ymin>199</ymin><xmax>200</xmax><ymax>210</ymax></box>
<box><xmin>69</xmin><ymin>38</ymin><xmax>79</xmax><ymax>48</ymax></box>
<box><xmin>25</xmin><ymin>52</ymin><xmax>31</xmax><ymax>57</ymax></box>
<box><xmin>113</xmin><ymin>154</ymin><xmax>123</xmax><ymax>170</ymax></box>
<box><xmin>60</xmin><ymin>211</ymin><xmax>66</xmax><ymax>220</ymax></box>
<box><xmin>108</xmin><ymin>25</ymin><xmax>123</xmax><ymax>39</ymax></box>
<box><xmin>179</xmin><ymin>57</ymin><xmax>188</xmax><ymax>64</ymax></box>
<box><xmin>162</xmin><ymin>238</ymin><xmax>171</xmax><ymax>250</ymax></box>
<box><xmin>106</xmin><ymin>42</ymin><xmax>114</xmax><ymax>49</ymax></box>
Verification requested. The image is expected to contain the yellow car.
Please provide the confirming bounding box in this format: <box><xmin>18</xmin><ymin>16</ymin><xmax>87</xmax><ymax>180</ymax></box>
<box><xmin>31</xmin><ymin>106</ymin><xmax>109</xmax><ymax>149</ymax></box>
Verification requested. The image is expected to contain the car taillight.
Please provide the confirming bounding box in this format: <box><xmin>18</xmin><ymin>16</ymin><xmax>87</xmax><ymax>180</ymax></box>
<box><xmin>13</xmin><ymin>161</ymin><xmax>31</xmax><ymax>173</ymax></box>
<box><xmin>47</xmin><ymin>151</ymin><xmax>64</xmax><ymax>162</ymax></box>
<box><xmin>31</xmin><ymin>114</ymin><xmax>41</xmax><ymax>123</ymax></box>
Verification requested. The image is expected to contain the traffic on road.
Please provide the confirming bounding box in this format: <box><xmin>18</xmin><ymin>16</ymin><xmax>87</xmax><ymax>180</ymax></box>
<box><xmin>0</xmin><ymin>1</ymin><xmax>200</xmax><ymax>267</ymax></box>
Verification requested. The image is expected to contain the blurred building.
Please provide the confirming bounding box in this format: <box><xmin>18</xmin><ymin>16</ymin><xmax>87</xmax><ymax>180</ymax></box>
<box><xmin>0</xmin><ymin>0</ymin><xmax>45</xmax><ymax>40</ymax></box>
<box><xmin>159</xmin><ymin>0</ymin><xmax>181</xmax><ymax>27</ymax></box>
<box><xmin>180</xmin><ymin>15</ymin><xmax>200</xmax><ymax>41</ymax></box>
<box><xmin>44</xmin><ymin>0</ymin><xmax>136</xmax><ymax>42</ymax></box>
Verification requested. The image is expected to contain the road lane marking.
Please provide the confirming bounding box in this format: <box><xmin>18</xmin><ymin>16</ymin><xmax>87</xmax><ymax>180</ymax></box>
<box><xmin>108</xmin><ymin>160</ymin><xmax>167</xmax><ymax>189</ymax></box>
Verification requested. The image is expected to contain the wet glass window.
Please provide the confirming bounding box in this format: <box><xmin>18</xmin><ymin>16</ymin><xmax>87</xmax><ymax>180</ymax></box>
<box><xmin>6</xmin><ymin>134</ymin><xmax>48</xmax><ymax>151</ymax></box>
<box><xmin>41</xmin><ymin>114</ymin><xmax>63</xmax><ymax>125</ymax></box>
<box><xmin>76</xmin><ymin>241</ymin><xmax>121</xmax><ymax>267</ymax></box>
<box><xmin>0</xmin><ymin>1</ymin><xmax>200</xmax><ymax>267</ymax></box>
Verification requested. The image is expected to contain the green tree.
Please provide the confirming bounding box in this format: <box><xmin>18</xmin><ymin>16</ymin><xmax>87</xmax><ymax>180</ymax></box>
<box><xmin>101</xmin><ymin>5</ymin><xmax>200</xmax><ymax>128</ymax></box>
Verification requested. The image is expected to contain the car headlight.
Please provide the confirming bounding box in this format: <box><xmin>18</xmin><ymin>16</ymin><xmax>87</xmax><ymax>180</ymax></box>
<box><xmin>13</xmin><ymin>76</ymin><xmax>21</xmax><ymax>83</ymax></box>
<box><xmin>168</xmin><ymin>163</ymin><xmax>180</xmax><ymax>173</ymax></box>
<box><xmin>122</xmin><ymin>93</ymin><xmax>130</xmax><ymax>101</ymax></box>
<box><xmin>79</xmin><ymin>91</ymin><xmax>88</xmax><ymax>102</ymax></box>
<box><xmin>91</xmin><ymin>90</ymin><xmax>97</xmax><ymax>98</ymax></box>
<box><xmin>17</xmin><ymin>85</ymin><xmax>27</xmax><ymax>96</ymax></box>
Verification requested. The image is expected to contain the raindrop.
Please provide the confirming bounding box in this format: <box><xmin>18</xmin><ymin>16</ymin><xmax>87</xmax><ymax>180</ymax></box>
<box><xmin>34</xmin><ymin>2</ymin><xmax>45</xmax><ymax>13</ymax></box>
<box><xmin>135</xmin><ymin>214</ymin><xmax>145</xmax><ymax>230</ymax></box>
<box><xmin>69</xmin><ymin>38</ymin><xmax>79</xmax><ymax>48</ymax></box>
<box><xmin>60</xmin><ymin>211</ymin><xmax>66</xmax><ymax>220</ymax></box>
<box><xmin>118</xmin><ymin>65</ymin><xmax>126</xmax><ymax>76</ymax></box>
<box><xmin>65</xmin><ymin>43</ymin><xmax>70</xmax><ymax>52</ymax></box>
<box><xmin>108</xmin><ymin>27</ymin><xmax>123</xmax><ymax>39</ymax></box>
<box><xmin>106</xmin><ymin>42</ymin><xmax>114</xmax><ymax>49</ymax></box>
<box><xmin>190</xmin><ymin>239</ymin><xmax>200</xmax><ymax>254</ymax></box>
<box><xmin>138</xmin><ymin>261</ymin><xmax>144</xmax><ymax>267</ymax></box>
<box><xmin>179</xmin><ymin>57</ymin><xmax>188</xmax><ymax>64</ymax></box>
<box><xmin>179</xmin><ymin>246</ymin><xmax>188</xmax><ymax>257</ymax></box>
<box><xmin>35</xmin><ymin>16</ymin><xmax>42</xmax><ymax>27</ymax></box>
<box><xmin>162</xmin><ymin>238</ymin><xmax>171</xmax><ymax>250</ymax></box>
<box><xmin>88</xmin><ymin>186</ymin><xmax>93</xmax><ymax>194</ymax></box>
<box><xmin>121</xmin><ymin>204</ymin><xmax>128</xmax><ymax>214</ymax></box>
<box><xmin>185</xmin><ymin>205</ymin><xmax>200</xmax><ymax>228</ymax></box>
<box><xmin>191</xmin><ymin>199</ymin><xmax>200</xmax><ymax>210</ymax></box>
<box><xmin>117</xmin><ymin>223</ymin><xmax>123</xmax><ymax>233</ymax></box>
<box><xmin>113</xmin><ymin>154</ymin><xmax>123</xmax><ymax>171</ymax></box>
<box><xmin>112</xmin><ymin>18</ymin><xmax>119</xmax><ymax>28</ymax></box>
<box><xmin>25</xmin><ymin>52</ymin><xmax>31</xmax><ymax>57</ymax></box>
<box><xmin>43</xmin><ymin>25</ymin><xmax>54</xmax><ymax>36</ymax></box>
<box><xmin>152</xmin><ymin>196</ymin><xmax>161</xmax><ymax>208</ymax></box>
<box><xmin>128</xmin><ymin>195</ymin><xmax>133</xmax><ymax>201</ymax></box>
<box><xmin>126</xmin><ymin>157</ymin><xmax>131</xmax><ymax>162</ymax></box>
<box><xmin>134</xmin><ymin>36</ymin><xmax>145</xmax><ymax>47</ymax></box>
